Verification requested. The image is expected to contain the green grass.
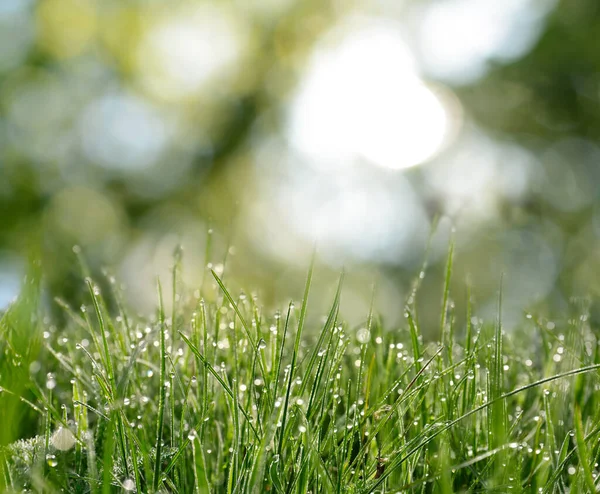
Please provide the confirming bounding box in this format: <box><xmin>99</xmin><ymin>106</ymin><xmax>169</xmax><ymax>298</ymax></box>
<box><xmin>2</xmin><ymin>246</ymin><xmax>600</xmax><ymax>493</ymax></box>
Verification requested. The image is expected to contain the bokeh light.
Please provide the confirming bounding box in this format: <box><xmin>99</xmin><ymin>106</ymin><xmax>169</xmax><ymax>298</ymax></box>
<box><xmin>136</xmin><ymin>3</ymin><xmax>251</xmax><ymax>102</ymax></box>
<box><xmin>0</xmin><ymin>0</ymin><xmax>35</xmax><ymax>72</ymax></box>
<box><xmin>288</xmin><ymin>17</ymin><xmax>454</xmax><ymax>171</ymax></box>
<box><xmin>424</xmin><ymin>128</ymin><xmax>539</xmax><ymax>220</ymax></box>
<box><xmin>0</xmin><ymin>254</ymin><xmax>23</xmax><ymax>310</ymax></box>
<box><xmin>36</xmin><ymin>0</ymin><xmax>97</xmax><ymax>59</ymax></box>
<box><xmin>539</xmin><ymin>138</ymin><xmax>600</xmax><ymax>213</ymax></box>
<box><xmin>249</xmin><ymin>139</ymin><xmax>430</xmax><ymax>265</ymax></box>
<box><xmin>0</xmin><ymin>0</ymin><xmax>598</xmax><ymax>331</ymax></box>
<box><xmin>79</xmin><ymin>91</ymin><xmax>171</xmax><ymax>172</ymax></box>
<box><xmin>45</xmin><ymin>187</ymin><xmax>124</xmax><ymax>247</ymax></box>
<box><xmin>413</xmin><ymin>0</ymin><xmax>557</xmax><ymax>84</ymax></box>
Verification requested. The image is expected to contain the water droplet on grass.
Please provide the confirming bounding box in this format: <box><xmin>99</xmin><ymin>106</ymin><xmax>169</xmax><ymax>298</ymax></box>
<box><xmin>356</xmin><ymin>328</ymin><xmax>370</xmax><ymax>344</ymax></box>
<box><xmin>122</xmin><ymin>478</ymin><xmax>135</xmax><ymax>491</ymax></box>
<box><xmin>46</xmin><ymin>373</ymin><xmax>56</xmax><ymax>390</ymax></box>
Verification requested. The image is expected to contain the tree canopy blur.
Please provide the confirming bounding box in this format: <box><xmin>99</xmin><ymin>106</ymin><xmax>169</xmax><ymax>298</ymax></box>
<box><xmin>1</xmin><ymin>0</ymin><xmax>600</xmax><ymax>332</ymax></box>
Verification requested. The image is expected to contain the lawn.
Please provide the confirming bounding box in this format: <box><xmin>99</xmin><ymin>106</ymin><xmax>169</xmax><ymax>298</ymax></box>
<box><xmin>1</xmin><ymin>244</ymin><xmax>599</xmax><ymax>493</ymax></box>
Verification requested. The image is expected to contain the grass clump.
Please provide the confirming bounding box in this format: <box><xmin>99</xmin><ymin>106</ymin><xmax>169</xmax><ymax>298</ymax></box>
<box><xmin>1</xmin><ymin>247</ymin><xmax>600</xmax><ymax>493</ymax></box>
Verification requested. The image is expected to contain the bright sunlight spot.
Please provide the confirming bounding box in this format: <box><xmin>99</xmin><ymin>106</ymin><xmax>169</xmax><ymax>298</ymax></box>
<box><xmin>414</xmin><ymin>0</ymin><xmax>557</xmax><ymax>84</ymax></box>
<box><xmin>287</xmin><ymin>18</ymin><xmax>451</xmax><ymax>171</ymax></box>
<box><xmin>136</xmin><ymin>4</ymin><xmax>248</xmax><ymax>101</ymax></box>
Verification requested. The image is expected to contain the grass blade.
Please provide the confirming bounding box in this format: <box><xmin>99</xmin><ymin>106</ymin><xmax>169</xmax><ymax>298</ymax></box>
<box><xmin>153</xmin><ymin>278</ymin><xmax>167</xmax><ymax>492</ymax></box>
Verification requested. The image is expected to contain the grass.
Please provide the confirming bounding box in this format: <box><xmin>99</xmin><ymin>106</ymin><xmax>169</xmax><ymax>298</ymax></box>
<box><xmin>2</xmin><ymin>244</ymin><xmax>600</xmax><ymax>493</ymax></box>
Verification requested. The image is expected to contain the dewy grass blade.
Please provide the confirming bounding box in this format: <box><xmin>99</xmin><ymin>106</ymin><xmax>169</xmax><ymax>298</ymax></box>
<box><xmin>86</xmin><ymin>279</ymin><xmax>114</xmax><ymax>391</ymax></box>
<box><xmin>179</xmin><ymin>331</ymin><xmax>259</xmax><ymax>439</ymax></box>
<box><xmin>212</xmin><ymin>270</ymin><xmax>270</xmax><ymax>392</ymax></box>
<box><xmin>227</xmin><ymin>317</ymin><xmax>240</xmax><ymax>494</ymax></box>
<box><xmin>366</xmin><ymin>362</ymin><xmax>600</xmax><ymax>493</ymax></box>
<box><xmin>277</xmin><ymin>257</ymin><xmax>314</xmax><ymax>457</ymax></box>
<box><xmin>440</xmin><ymin>237</ymin><xmax>454</xmax><ymax>365</ymax></box>
<box><xmin>299</xmin><ymin>271</ymin><xmax>343</xmax><ymax>398</ymax></box>
<box><xmin>574</xmin><ymin>402</ymin><xmax>596</xmax><ymax>493</ymax></box>
<box><xmin>542</xmin><ymin>421</ymin><xmax>600</xmax><ymax>493</ymax></box>
<box><xmin>342</xmin><ymin>346</ymin><xmax>443</xmax><ymax>482</ymax></box>
<box><xmin>153</xmin><ymin>278</ymin><xmax>167</xmax><ymax>492</ymax></box>
<box><xmin>212</xmin><ymin>270</ymin><xmax>256</xmax><ymax>348</ymax></box>
<box><xmin>86</xmin><ymin>279</ymin><xmax>130</xmax><ymax>479</ymax></box>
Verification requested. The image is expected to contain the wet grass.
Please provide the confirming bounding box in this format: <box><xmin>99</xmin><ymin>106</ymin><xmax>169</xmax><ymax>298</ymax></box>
<box><xmin>2</xmin><ymin>246</ymin><xmax>600</xmax><ymax>493</ymax></box>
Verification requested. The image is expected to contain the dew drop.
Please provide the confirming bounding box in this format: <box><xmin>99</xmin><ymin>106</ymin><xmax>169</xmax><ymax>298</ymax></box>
<box><xmin>122</xmin><ymin>478</ymin><xmax>135</xmax><ymax>491</ymax></box>
<box><xmin>356</xmin><ymin>328</ymin><xmax>370</xmax><ymax>344</ymax></box>
<box><xmin>46</xmin><ymin>373</ymin><xmax>57</xmax><ymax>390</ymax></box>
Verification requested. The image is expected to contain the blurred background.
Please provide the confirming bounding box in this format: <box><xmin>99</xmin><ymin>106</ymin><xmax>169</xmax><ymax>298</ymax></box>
<box><xmin>1</xmin><ymin>0</ymin><xmax>600</xmax><ymax>334</ymax></box>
